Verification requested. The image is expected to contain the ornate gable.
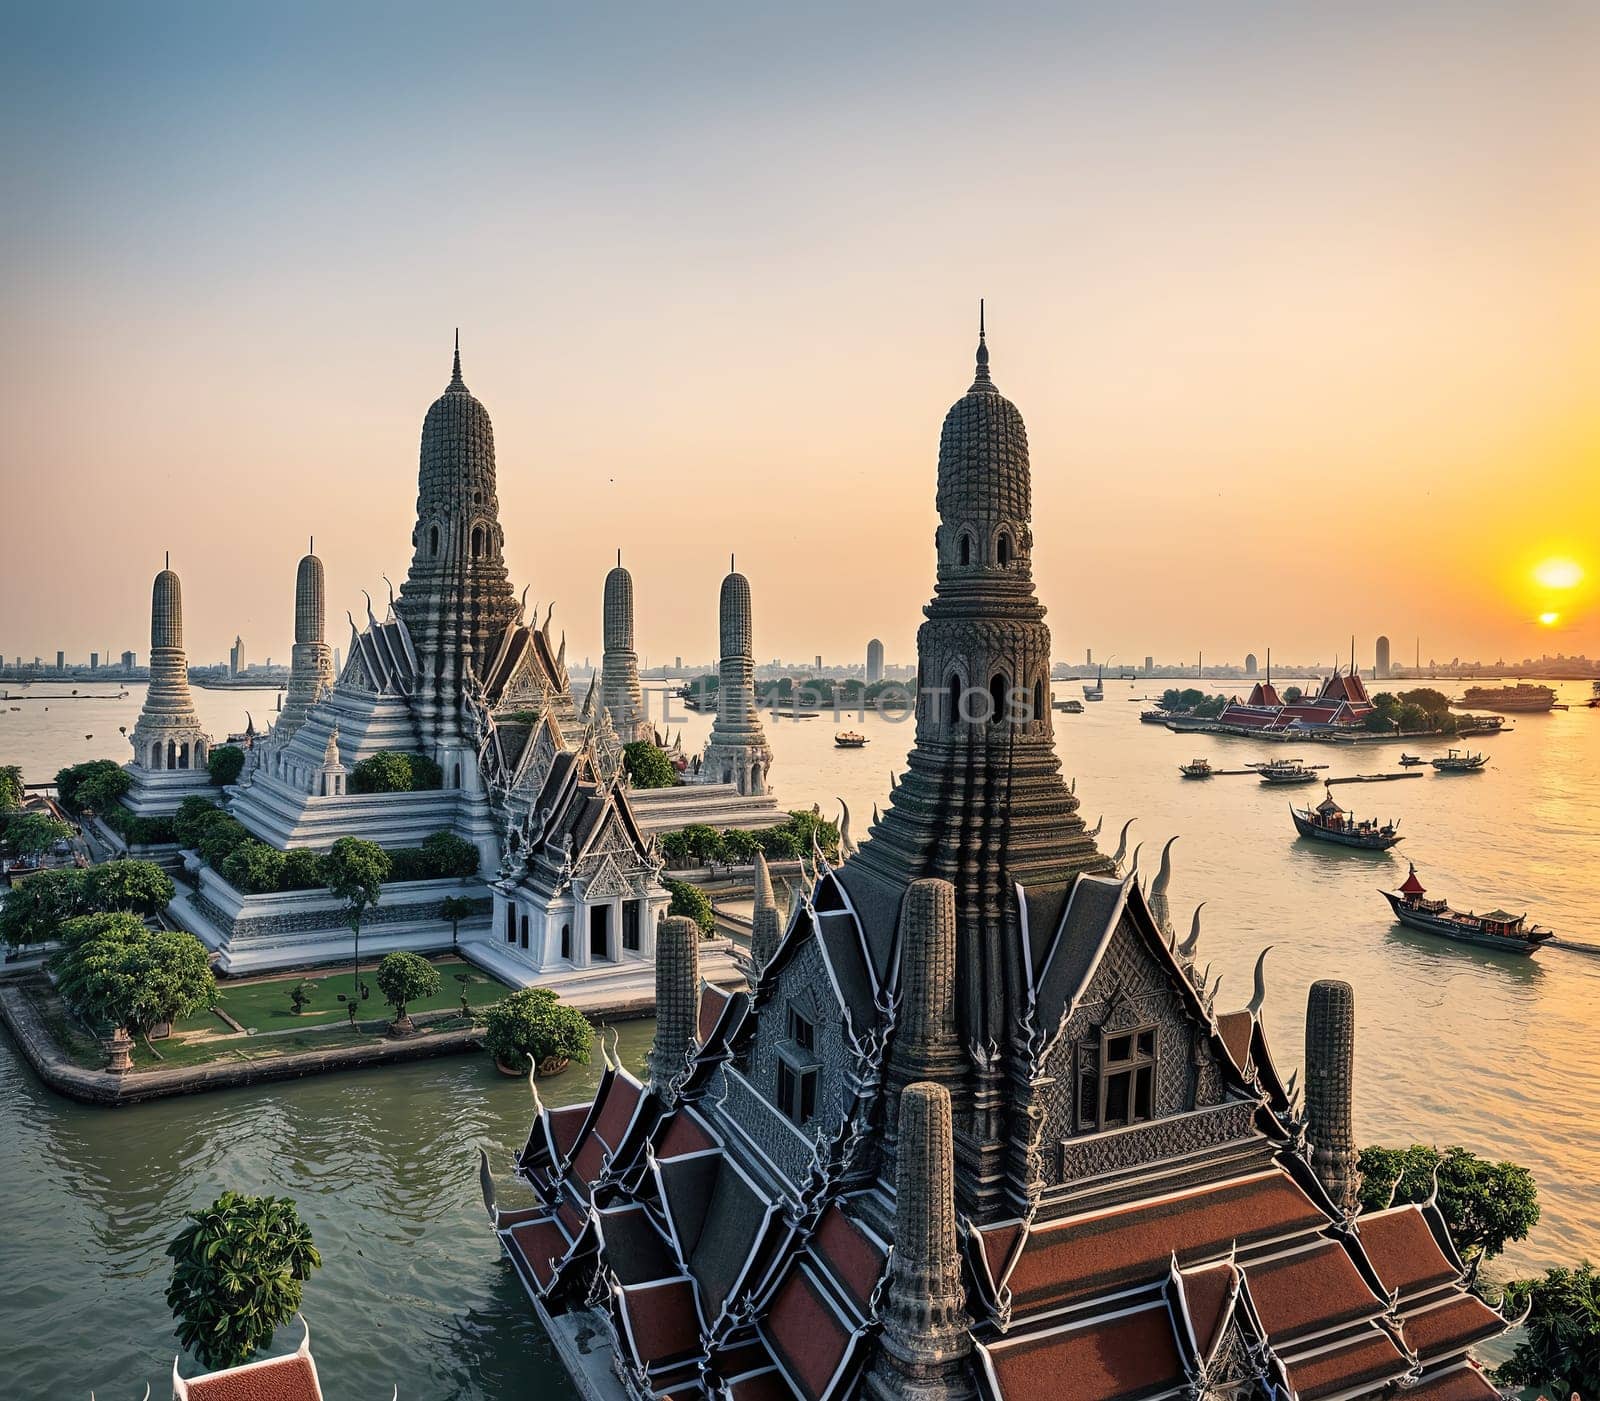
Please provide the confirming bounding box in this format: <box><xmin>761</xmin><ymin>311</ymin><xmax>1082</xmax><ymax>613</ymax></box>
<box><xmin>510</xmin><ymin>714</ymin><xmax>562</xmax><ymax>797</ymax></box>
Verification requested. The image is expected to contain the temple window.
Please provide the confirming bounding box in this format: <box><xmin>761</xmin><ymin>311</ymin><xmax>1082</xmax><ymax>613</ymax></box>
<box><xmin>429</xmin><ymin>525</ymin><xmax>439</xmax><ymax>557</ymax></box>
<box><xmin>1034</xmin><ymin>678</ymin><xmax>1046</xmax><ymax>725</ymax></box>
<box><xmin>520</xmin><ymin>914</ymin><xmax>529</xmax><ymax>950</ymax></box>
<box><xmin>505</xmin><ymin>904</ymin><xmax>516</xmax><ymax>943</ymax></box>
<box><xmin>958</xmin><ymin>531</ymin><xmax>973</xmax><ymax>566</ymax></box>
<box><xmin>622</xmin><ymin>900</ymin><xmax>641</xmax><ymax>952</ymax></box>
<box><xmin>471</xmin><ymin>525</ymin><xmax>484</xmax><ymax>559</ymax></box>
<box><xmin>989</xmin><ymin>673</ymin><xmax>1010</xmax><ymax>724</ymax></box>
<box><xmin>776</xmin><ymin>1004</ymin><xmax>820</xmax><ymax>1125</ymax></box>
<box><xmin>944</xmin><ymin>671</ymin><xmax>964</xmax><ymax>728</ymax></box>
<box><xmin>1078</xmin><ymin>1026</ymin><xmax>1158</xmax><ymax>1130</ymax></box>
<box><xmin>996</xmin><ymin>530</ymin><xmax>1012</xmax><ymax>566</ymax></box>
<box><xmin>560</xmin><ymin>923</ymin><xmax>571</xmax><ymax>960</ymax></box>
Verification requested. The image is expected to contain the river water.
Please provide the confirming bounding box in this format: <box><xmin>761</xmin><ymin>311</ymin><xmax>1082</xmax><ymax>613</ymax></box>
<box><xmin>2</xmin><ymin>678</ymin><xmax>1597</xmax><ymax>1397</ymax></box>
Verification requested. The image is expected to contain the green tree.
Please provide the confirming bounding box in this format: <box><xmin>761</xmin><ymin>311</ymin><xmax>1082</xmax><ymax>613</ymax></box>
<box><xmin>1283</xmin><ymin>686</ymin><xmax>1304</xmax><ymax>703</ymax></box>
<box><xmin>347</xmin><ymin>751</ymin><xmax>415</xmax><ymax>794</ymax></box>
<box><xmin>323</xmin><ymin>837</ymin><xmax>391</xmax><ymax>1001</ymax></box>
<box><xmin>173</xmin><ymin>796</ymin><xmax>224</xmax><ymax>848</ymax></box>
<box><xmin>76</xmin><ymin>764</ymin><xmax>133</xmax><ymax>816</ymax></box>
<box><xmin>221</xmin><ymin>840</ymin><xmax>287</xmax><ymax>894</ymax></box>
<box><xmin>421</xmin><ymin>830</ymin><xmax>480</xmax><ymax>879</ymax></box>
<box><xmin>55</xmin><ymin>759</ymin><xmax>124</xmax><ymax>814</ymax></box>
<box><xmin>1496</xmin><ymin>1261</ymin><xmax>1600</xmax><ymax>1397</ymax></box>
<box><xmin>622</xmin><ymin>740</ymin><xmax>677</xmax><ymax>789</ymax></box>
<box><xmin>1395</xmin><ymin>702</ymin><xmax>1429</xmax><ymax>733</ymax></box>
<box><xmin>374</xmin><ymin>951</ymin><xmax>441</xmax><ymax>1030</ymax></box>
<box><xmin>52</xmin><ymin>913</ymin><xmax>216</xmax><ymax>1045</ymax></box>
<box><xmin>165</xmin><ymin>1191</ymin><xmax>321</xmax><ymax>1372</ymax></box>
<box><xmin>207</xmin><ymin>745</ymin><xmax>246</xmax><ymax>786</ymax></box>
<box><xmin>0</xmin><ymin>867</ymin><xmax>87</xmax><ymax>945</ymax></box>
<box><xmin>0</xmin><ymin>764</ymin><xmax>23</xmax><ymax>816</ymax></box>
<box><xmin>722</xmin><ymin>827</ymin><xmax>761</xmax><ymax>862</ymax></box>
<box><xmin>666</xmin><ymin>879</ymin><xmax>715</xmax><ymax>937</ymax></box>
<box><xmin>439</xmin><ymin>895</ymin><xmax>476</xmax><ymax>950</ymax></box>
<box><xmin>484</xmin><ymin>987</ymin><xmax>593</xmax><ymax>1070</ymax></box>
<box><xmin>1399</xmin><ymin>687</ymin><xmax>1452</xmax><ymax>716</ymax></box>
<box><xmin>5</xmin><ymin>810</ymin><xmax>71</xmax><ymax>859</ymax></box>
<box><xmin>280</xmin><ymin>848</ymin><xmax>327</xmax><ymax>891</ymax></box>
<box><xmin>197</xmin><ymin>814</ymin><xmax>252</xmax><ymax>868</ymax></box>
<box><xmin>287</xmin><ymin>979</ymin><xmax>316</xmax><ymax>1016</ymax></box>
<box><xmin>1357</xmin><ymin>1144</ymin><xmax>1540</xmax><ymax>1262</ymax></box>
<box><xmin>659</xmin><ymin>829</ymin><xmax>694</xmax><ymax>867</ymax></box>
<box><xmin>84</xmin><ymin>859</ymin><xmax>175</xmax><ymax>915</ymax></box>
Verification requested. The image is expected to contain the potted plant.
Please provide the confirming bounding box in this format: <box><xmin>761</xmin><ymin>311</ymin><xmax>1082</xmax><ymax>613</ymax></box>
<box><xmin>484</xmin><ymin>987</ymin><xmax>593</xmax><ymax>1077</ymax></box>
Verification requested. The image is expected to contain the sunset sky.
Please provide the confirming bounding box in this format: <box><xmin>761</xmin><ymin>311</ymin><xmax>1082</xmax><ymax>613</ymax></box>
<box><xmin>1</xmin><ymin>2</ymin><xmax>1595</xmax><ymax>672</ymax></box>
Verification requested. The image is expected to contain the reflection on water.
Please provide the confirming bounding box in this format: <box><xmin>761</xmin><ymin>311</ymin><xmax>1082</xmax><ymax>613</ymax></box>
<box><xmin>3</xmin><ymin>680</ymin><xmax>1599</xmax><ymax>1395</ymax></box>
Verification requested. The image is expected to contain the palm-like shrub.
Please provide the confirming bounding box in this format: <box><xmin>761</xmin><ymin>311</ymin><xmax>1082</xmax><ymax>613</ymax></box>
<box><xmin>165</xmin><ymin>1191</ymin><xmax>321</xmax><ymax>1371</ymax></box>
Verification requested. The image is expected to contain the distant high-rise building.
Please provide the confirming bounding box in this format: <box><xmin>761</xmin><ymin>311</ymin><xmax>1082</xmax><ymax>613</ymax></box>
<box><xmin>1144</xmin><ymin>655</ymin><xmax>1153</xmax><ymax>673</ymax></box>
<box><xmin>89</xmin><ymin>651</ymin><xmax>100</xmax><ymax>670</ymax></box>
<box><xmin>866</xmin><ymin>637</ymin><xmax>884</xmax><ymax>684</ymax></box>
<box><xmin>121</xmin><ymin>650</ymin><xmax>136</xmax><ymax>671</ymax></box>
<box><xmin>1086</xmin><ymin>647</ymin><xmax>1092</xmax><ymax>666</ymax></box>
<box><xmin>1245</xmin><ymin>652</ymin><xmax>1259</xmax><ymax>677</ymax></box>
<box><xmin>55</xmin><ymin>650</ymin><xmax>65</xmax><ymax>670</ymax></box>
<box><xmin>229</xmin><ymin>634</ymin><xmax>245</xmax><ymax>677</ymax></box>
<box><xmin>674</xmin><ymin>655</ymin><xmax>682</xmax><ymax>670</ymax></box>
<box><xmin>814</xmin><ymin>654</ymin><xmax>823</xmax><ymax>671</ymax></box>
<box><xmin>1375</xmin><ymin>635</ymin><xmax>1391</xmax><ymax>679</ymax></box>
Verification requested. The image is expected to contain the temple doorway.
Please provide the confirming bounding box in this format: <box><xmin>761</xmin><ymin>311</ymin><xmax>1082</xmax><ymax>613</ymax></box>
<box><xmin>589</xmin><ymin>905</ymin><xmax>610</xmax><ymax>961</ymax></box>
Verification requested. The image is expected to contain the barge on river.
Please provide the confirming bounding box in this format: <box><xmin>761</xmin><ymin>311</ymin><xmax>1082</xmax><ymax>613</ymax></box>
<box><xmin>1381</xmin><ymin>864</ymin><xmax>1554</xmax><ymax>955</ymax></box>
<box><xmin>1291</xmin><ymin>786</ymin><xmax>1402</xmax><ymax>849</ymax></box>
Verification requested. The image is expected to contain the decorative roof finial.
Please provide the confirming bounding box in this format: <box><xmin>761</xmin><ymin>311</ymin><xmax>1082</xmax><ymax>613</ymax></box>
<box><xmin>450</xmin><ymin>328</ymin><xmax>463</xmax><ymax>387</ymax></box>
<box><xmin>617</xmin><ymin>548</ymin><xmax>622</xmax><ymax>568</ymax></box>
<box><xmin>309</xmin><ymin>535</ymin><xmax>314</xmax><ymax>556</ymax></box>
<box><xmin>973</xmin><ymin>297</ymin><xmax>991</xmax><ymax>385</ymax></box>
<box><xmin>165</xmin><ymin>550</ymin><xmax>169</xmax><ymax>570</ymax></box>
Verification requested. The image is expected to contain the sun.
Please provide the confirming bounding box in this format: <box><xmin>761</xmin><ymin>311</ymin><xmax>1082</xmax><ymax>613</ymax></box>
<box><xmin>1538</xmin><ymin>611</ymin><xmax>1561</xmax><ymax>626</ymax></box>
<box><xmin>1534</xmin><ymin>558</ymin><xmax>1583</xmax><ymax>590</ymax></box>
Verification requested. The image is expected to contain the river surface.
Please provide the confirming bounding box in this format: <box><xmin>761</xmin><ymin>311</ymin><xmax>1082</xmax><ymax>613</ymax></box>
<box><xmin>3</xmin><ymin>678</ymin><xmax>1598</xmax><ymax>1397</ymax></box>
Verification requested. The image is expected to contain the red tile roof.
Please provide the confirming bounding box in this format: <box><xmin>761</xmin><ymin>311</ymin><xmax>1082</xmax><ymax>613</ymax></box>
<box><xmin>1358</xmin><ymin>1207</ymin><xmax>1461</xmax><ymax>1298</ymax></box>
<box><xmin>699</xmin><ymin>984</ymin><xmax>732</xmax><ymax>1043</ymax></box>
<box><xmin>618</xmin><ymin>1277</ymin><xmax>702</xmax><ymax>1368</ymax></box>
<box><xmin>765</xmin><ymin>1268</ymin><xmax>852</xmax><ymax>1401</ymax></box>
<box><xmin>1001</xmin><ymin>1170</ymin><xmax>1327</xmax><ymax>1313</ymax></box>
<box><xmin>1242</xmin><ymin>1241</ymin><xmax>1386</xmax><ymax>1342</ymax></box>
<box><xmin>1403</xmin><ymin>1362</ymin><xmax>1503</xmax><ymax>1400</ymax></box>
<box><xmin>658</xmin><ymin>1109</ymin><xmax>715</xmax><ymax>1160</ymax></box>
<box><xmin>1400</xmin><ymin>867</ymin><xmax>1427</xmax><ymax>896</ymax></box>
<box><xmin>982</xmin><ymin>1304</ymin><xmax>1184</xmax><ymax>1401</ymax></box>
<box><xmin>812</xmin><ymin>1205</ymin><xmax>886</xmax><ymax>1312</ymax></box>
<box><xmin>184</xmin><ymin>1356</ymin><xmax>322</xmax><ymax>1401</ymax></box>
<box><xmin>571</xmin><ymin>1134</ymin><xmax>607</xmax><ymax>1186</ymax></box>
<box><xmin>726</xmin><ymin>1365</ymin><xmax>796</xmax><ymax>1401</ymax></box>
<box><xmin>1284</xmin><ymin>1329</ymin><xmax>1410</xmax><ymax>1400</ymax></box>
<box><xmin>548</xmin><ymin>1104</ymin><xmax>588</xmax><ymax>1158</ymax></box>
<box><xmin>1401</xmin><ymin>1294</ymin><xmax>1505</xmax><ymax>1358</ymax></box>
<box><xmin>1176</xmin><ymin>1263</ymin><xmax>1235</xmax><ymax>1357</ymax></box>
<box><xmin>593</xmin><ymin>1075</ymin><xmax>643</xmax><ymax>1150</ymax></box>
<box><xmin>1215</xmin><ymin>1010</ymin><xmax>1252</xmax><ymax>1071</ymax></box>
<box><xmin>507</xmin><ymin>1216</ymin><xmax>569</xmax><ymax>1289</ymax></box>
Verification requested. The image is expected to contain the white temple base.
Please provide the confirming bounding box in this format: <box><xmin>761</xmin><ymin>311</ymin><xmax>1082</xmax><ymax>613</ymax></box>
<box><xmin>121</xmin><ymin>765</ymin><xmax>217</xmax><ymax>818</ymax></box>
<box><xmin>627</xmin><ymin>782</ymin><xmax>781</xmax><ymax>836</ymax></box>
<box><xmin>459</xmin><ymin>931</ymin><xmax>745</xmax><ymax>1013</ymax></box>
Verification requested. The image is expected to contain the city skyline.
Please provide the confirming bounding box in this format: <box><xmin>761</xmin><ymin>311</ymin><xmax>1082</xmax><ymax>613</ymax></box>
<box><xmin>2</xmin><ymin>4</ymin><xmax>1595</xmax><ymax>667</ymax></box>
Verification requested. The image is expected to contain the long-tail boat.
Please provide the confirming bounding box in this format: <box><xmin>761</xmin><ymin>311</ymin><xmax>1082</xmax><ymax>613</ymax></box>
<box><xmin>1432</xmin><ymin>749</ymin><xmax>1488</xmax><ymax>772</ymax></box>
<box><xmin>1291</xmin><ymin>785</ymin><xmax>1402</xmax><ymax>849</ymax></box>
<box><xmin>1381</xmin><ymin>864</ymin><xmax>1553</xmax><ymax>955</ymax></box>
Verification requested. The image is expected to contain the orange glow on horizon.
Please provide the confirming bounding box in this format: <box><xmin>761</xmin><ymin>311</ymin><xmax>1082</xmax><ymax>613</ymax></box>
<box><xmin>1538</xmin><ymin>611</ymin><xmax>1561</xmax><ymax>626</ymax></box>
<box><xmin>1534</xmin><ymin>558</ymin><xmax>1584</xmax><ymax>590</ymax></box>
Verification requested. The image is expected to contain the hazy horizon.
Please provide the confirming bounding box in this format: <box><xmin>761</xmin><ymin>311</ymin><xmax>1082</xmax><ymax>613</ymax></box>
<box><xmin>2</xmin><ymin>2</ymin><xmax>1595</xmax><ymax>670</ymax></box>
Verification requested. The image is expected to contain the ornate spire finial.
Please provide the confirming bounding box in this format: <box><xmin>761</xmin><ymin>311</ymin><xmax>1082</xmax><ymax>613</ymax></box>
<box><xmin>617</xmin><ymin>547</ymin><xmax>622</xmax><ymax>568</ymax></box>
<box><xmin>165</xmin><ymin>550</ymin><xmax>169</xmax><ymax>571</ymax></box>
<box><xmin>973</xmin><ymin>297</ymin><xmax>991</xmax><ymax>385</ymax></box>
<box><xmin>450</xmin><ymin>328</ymin><xmax>463</xmax><ymax>387</ymax></box>
<box><xmin>309</xmin><ymin>535</ymin><xmax>314</xmax><ymax>556</ymax></box>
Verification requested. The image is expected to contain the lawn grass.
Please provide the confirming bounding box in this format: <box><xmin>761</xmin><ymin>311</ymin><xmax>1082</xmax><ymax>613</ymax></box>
<box><xmin>199</xmin><ymin>957</ymin><xmax>509</xmax><ymax>1033</ymax></box>
<box><xmin>127</xmin><ymin>1013</ymin><xmax>479</xmax><ymax>1068</ymax></box>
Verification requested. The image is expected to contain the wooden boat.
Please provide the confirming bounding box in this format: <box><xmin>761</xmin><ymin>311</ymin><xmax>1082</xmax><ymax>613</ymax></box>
<box><xmin>1053</xmin><ymin>698</ymin><xmax>1085</xmax><ymax>714</ymax></box>
<box><xmin>1381</xmin><ymin>864</ymin><xmax>1552</xmax><ymax>955</ymax></box>
<box><xmin>1179</xmin><ymin>758</ymin><xmax>1213</xmax><ymax>779</ymax></box>
<box><xmin>834</xmin><ymin>731</ymin><xmax>868</xmax><ymax>749</ymax></box>
<box><xmin>1398</xmin><ymin>754</ymin><xmax>1425</xmax><ymax>766</ymax></box>
<box><xmin>1082</xmin><ymin>667</ymin><xmax>1104</xmax><ymax>702</ymax></box>
<box><xmin>1431</xmin><ymin>749</ymin><xmax>1487</xmax><ymax>773</ymax></box>
<box><xmin>1256</xmin><ymin>759</ymin><xmax>1321</xmax><ymax>785</ymax></box>
<box><xmin>1454</xmin><ymin>682</ymin><xmax>1555</xmax><ymax>713</ymax></box>
<box><xmin>1291</xmin><ymin>786</ymin><xmax>1402</xmax><ymax>849</ymax></box>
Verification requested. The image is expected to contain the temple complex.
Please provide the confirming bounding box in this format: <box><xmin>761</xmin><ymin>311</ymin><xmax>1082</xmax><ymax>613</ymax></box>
<box><xmin>696</xmin><ymin>561</ymin><xmax>773</xmax><ymax>796</ymax></box>
<box><xmin>178</xmin><ymin>339</ymin><xmax>675</xmax><ymax>989</ymax></box>
<box><xmin>600</xmin><ymin>552</ymin><xmax>650</xmax><ymax>744</ymax></box>
<box><xmin>483</xmin><ymin>319</ymin><xmax>1511</xmax><ymax>1401</ymax></box>
<box><xmin>123</xmin><ymin>558</ymin><xmax>215</xmax><ymax>818</ymax></box>
<box><xmin>1214</xmin><ymin>657</ymin><xmax>1378</xmax><ymax>734</ymax></box>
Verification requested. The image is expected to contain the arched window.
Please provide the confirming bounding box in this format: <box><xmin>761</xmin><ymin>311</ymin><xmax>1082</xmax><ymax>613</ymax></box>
<box><xmin>989</xmin><ymin>673</ymin><xmax>1010</xmax><ymax>725</ymax></box>
<box><xmin>944</xmin><ymin>671</ymin><xmax>965</xmax><ymax>728</ymax></box>
<box><xmin>996</xmin><ymin>531</ymin><xmax>1012</xmax><ymax>566</ymax></box>
<box><xmin>561</xmin><ymin>923</ymin><xmax>572</xmax><ymax>960</ymax></box>
<box><xmin>150</xmin><ymin>741</ymin><xmax>162</xmax><ymax>769</ymax></box>
<box><xmin>958</xmin><ymin>532</ymin><xmax>972</xmax><ymax>566</ymax></box>
<box><xmin>429</xmin><ymin>524</ymin><xmax>440</xmax><ymax>557</ymax></box>
<box><xmin>471</xmin><ymin>525</ymin><xmax>484</xmax><ymax>559</ymax></box>
<box><xmin>167</xmin><ymin>740</ymin><xmax>177</xmax><ymax>769</ymax></box>
<box><xmin>1034</xmin><ymin>678</ymin><xmax>1046</xmax><ymax>725</ymax></box>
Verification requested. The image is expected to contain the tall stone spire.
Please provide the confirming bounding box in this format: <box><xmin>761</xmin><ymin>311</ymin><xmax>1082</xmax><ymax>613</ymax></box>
<box><xmin>124</xmin><ymin>560</ymin><xmax>214</xmax><ymax>817</ymax></box>
<box><xmin>600</xmin><ymin>551</ymin><xmax>648</xmax><ymax>743</ymax></box>
<box><xmin>843</xmin><ymin>313</ymin><xmax>1110</xmax><ymax>1217</ymax></box>
<box><xmin>700</xmin><ymin>560</ymin><xmax>773</xmax><ymax>795</ymax></box>
<box><xmin>1305</xmin><ymin>979</ymin><xmax>1360</xmax><ymax>1215</ymax></box>
<box><xmin>749</xmin><ymin>849</ymin><xmax>782</xmax><ymax>976</ymax></box>
<box><xmin>882</xmin><ymin>879</ymin><xmax>964</xmax><ymax>1164</ymax></box>
<box><xmin>395</xmin><ymin>335</ymin><xmax>521</xmax><ymax>754</ymax></box>
<box><xmin>865</xmin><ymin>1082</ymin><xmax>974</xmax><ymax>1400</ymax></box>
<box><xmin>647</xmin><ymin>915</ymin><xmax>700</xmax><ymax>1100</ymax></box>
<box><xmin>277</xmin><ymin>542</ymin><xmax>335</xmax><ymax>741</ymax></box>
